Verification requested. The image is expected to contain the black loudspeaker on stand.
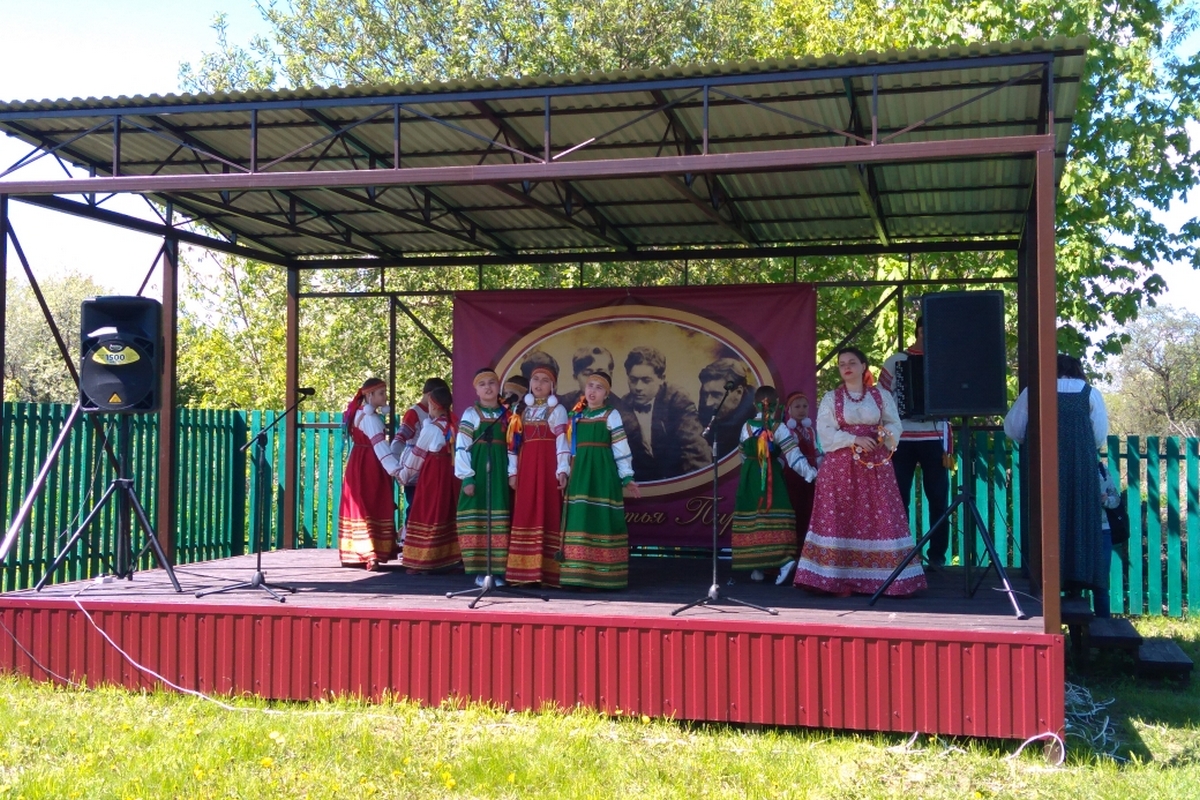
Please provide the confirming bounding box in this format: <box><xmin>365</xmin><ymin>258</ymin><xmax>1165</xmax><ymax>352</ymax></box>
<box><xmin>8</xmin><ymin>296</ymin><xmax>180</xmax><ymax>592</ymax></box>
<box><xmin>80</xmin><ymin>296</ymin><xmax>162</xmax><ymax>413</ymax></box>
<box><xmin>447</xmin><ymin>412</ymin><xmax>548</xmax><ymax>607</ymax></box>
<box><xmin>869</xmin><ymin>291</ymin><xmax>1024</xmax><ymax>619</ymax></box>
<box><xmin>673</xmin><ymin>380</ymin><xmax>777</xmax><ymax>617</ymax></box>
<box><xmin>196</xmin><ymin>391</ymin><xmax>315</xmax><ymax>602</ymax></box>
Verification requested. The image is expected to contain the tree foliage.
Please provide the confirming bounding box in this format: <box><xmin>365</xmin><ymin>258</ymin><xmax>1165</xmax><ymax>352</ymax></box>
<box><xmin>4</xmin><ymin>271</ymin><xmax>113</xmax><ymax>404</ymax></box>
<box><xmin>1105</xmin><ymin>305</ymin><xmax>1200</xmax><ymax>437</ymax></box>
<box><xmin>174</xmin><ymin>1</ymin><xmax>1200</xmax><ymax>411</ymax></box>
<box><xmin>177</xmin><ymin>255</ymin><xmax>456</xmax><ymax>410</ymax></box>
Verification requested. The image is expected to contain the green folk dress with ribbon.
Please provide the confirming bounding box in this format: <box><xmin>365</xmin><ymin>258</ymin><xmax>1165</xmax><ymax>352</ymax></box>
<box><xmin>731</xmin><ymin>418</ymin><xmax>807</xmax><ymax>571</ymax></box>
<box><xmin>560</xmin><ymin>405</ymin><xmax>635</xmax><ymax>589</ymax></box>
<box><xmin>454</xmin><ymin>403</ymin><xmax>511</xmax><ymax>575</ymax></box>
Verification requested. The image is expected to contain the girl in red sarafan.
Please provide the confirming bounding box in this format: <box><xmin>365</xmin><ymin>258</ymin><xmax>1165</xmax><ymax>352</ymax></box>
<box><xmin>793</xmin><ymin>347</ymin><xmax>927</xmax><ymax>597</ymax></box>
<box><xmin>506</xmin><ymin>363</ymin><xmax>570</xmax><ymax>587</ymax></box>
<box><xmin>398</xmin><ymin>384</ymin><xmax>463</xmax><ymax>574</ymax></box>
<box><xmin>337</xmin><ymin>377</ymin><xmax>402</xmax><ymax>570</ymax></box>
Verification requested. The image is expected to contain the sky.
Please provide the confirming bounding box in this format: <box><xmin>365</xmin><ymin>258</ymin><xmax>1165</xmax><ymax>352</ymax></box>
<box><xmin>1</xmin><ymin>1</ymin><xmax>1198</xmax><ymax>315</ymax></box>
<box><xmin>0</xmin><ymin>0</ymin><xmax>271</xmax><ymax>297</ymax></box>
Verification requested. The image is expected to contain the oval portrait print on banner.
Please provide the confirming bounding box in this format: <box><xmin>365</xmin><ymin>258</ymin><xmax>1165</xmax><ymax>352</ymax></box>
<box><xmin>496</xmin><ymin>306</ymin><xmax>770</xmax><ymax>498</ymax></box>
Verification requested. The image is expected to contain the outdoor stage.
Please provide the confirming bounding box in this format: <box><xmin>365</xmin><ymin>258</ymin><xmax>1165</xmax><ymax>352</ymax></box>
<box><xmin>0</xmin><ymin>550</ymin><xmax>1064</xmax><ymax>741</ymax></box>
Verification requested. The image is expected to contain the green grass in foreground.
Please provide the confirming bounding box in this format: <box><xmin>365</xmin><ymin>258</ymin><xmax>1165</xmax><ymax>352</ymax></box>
<box><xmin>0</xmin><ymin>618</ymin><xmax>1197</xmax><ymax>800</ymax></box>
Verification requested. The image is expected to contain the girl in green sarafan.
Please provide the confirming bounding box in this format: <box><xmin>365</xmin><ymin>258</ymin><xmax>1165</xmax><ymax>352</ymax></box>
<box><xmin>454</xmin><ymin>367</ymin><xmax>513</xmax><ymax>587</ymax></box>
<box><xmin>732</xmin><ymin>385</ymin><xmax>817</xmax><ymax>583</ymax></box>
<box><xmin>560</xmin><ymin>371</ymin><xmax>641</xmax><ymax>590</ymax></box>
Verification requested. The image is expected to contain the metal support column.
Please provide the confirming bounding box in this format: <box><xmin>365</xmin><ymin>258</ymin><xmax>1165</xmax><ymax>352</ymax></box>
<box><xmin>157</xmin><ymin>235</ymin><xmax>180</xmax><ymax>563</ymax></box>
<box><xmin>1031</xmin><ymin>148</ymin><xmax>1060</xmax><ymax>633</ymax></box>
<box><xmin>283</xmin><ymin>265</ymin><xmax>300</xmax><ymax>549</ymax></box>
<box><xmin>388</xmin><ymin>296</ymin><xmax>398</xmax><ymax>437</ymax></box>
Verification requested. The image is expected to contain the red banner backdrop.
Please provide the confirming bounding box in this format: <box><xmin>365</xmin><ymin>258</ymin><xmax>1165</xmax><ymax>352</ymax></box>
<box><xmin>452</xmin><ymin>284</ymin><xmax>817</xmax><ymax>547</ymax></box>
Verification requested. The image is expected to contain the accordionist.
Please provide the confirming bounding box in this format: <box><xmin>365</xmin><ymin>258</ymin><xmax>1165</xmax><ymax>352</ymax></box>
<box><xmin>879</xmin><ymin>316</ymin><xmax>953</xmax><ymax>569</ymax></box>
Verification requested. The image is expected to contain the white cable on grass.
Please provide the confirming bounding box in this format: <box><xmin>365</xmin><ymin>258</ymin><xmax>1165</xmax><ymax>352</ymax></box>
<box><xmin>1008</xmin><ymin>731</ymin><xmax>1066</xmax><ymax>765</ymax></box>
<box><xmin>65</xmin><ymin>583</ymin><xmax>427</xmax><ymax>722</ymax></box>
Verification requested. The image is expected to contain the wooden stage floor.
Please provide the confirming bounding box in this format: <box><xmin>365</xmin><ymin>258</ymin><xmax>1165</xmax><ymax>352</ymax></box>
<box><xmin>9</xmin><ymin>549</ymin><xmax>1044</xmax><ymax>633</ymax></box>
<box><xmin>0</xmin><ymin>550</ymin><xmax>1063</xmax><ymax>741</ymax></box>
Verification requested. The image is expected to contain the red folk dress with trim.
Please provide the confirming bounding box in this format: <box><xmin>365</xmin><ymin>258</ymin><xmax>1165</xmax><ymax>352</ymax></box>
<box><xmin>506</xmin><ymin>400</ymin><xmax>570</xmax><ymax>586</ymax></box>
<box><xmin>398</xmin><ymin>417</ymin><xmax>463</xmax><ymax>572</ymax></box>
<box><xmin>337</xmin><ymin>407</ymin><xmax>401</xmax><ymax>567</ymax></box>
<box><xmin>793</xmin><ymin>386</ymin><xmax>927</xmax><ymax>596</ymax></box>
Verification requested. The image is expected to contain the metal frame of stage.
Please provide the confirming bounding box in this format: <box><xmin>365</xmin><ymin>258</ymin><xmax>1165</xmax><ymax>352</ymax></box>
<box><xmin>0</xmin><ymin>39</ymin><xmax>1084</xmax><ymax>738</ymax></box>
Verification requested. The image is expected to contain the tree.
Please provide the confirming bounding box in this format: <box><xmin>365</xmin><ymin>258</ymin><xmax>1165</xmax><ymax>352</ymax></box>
<box><xmin>174</xmin><ymin>1</ymin><xmax>1200</xmax><ymax>404</ymax></box>
<box><xmin>1105</xmin><ymin>305</ymin><xmax>1200</xmax><ymax>437</ymax></box>
<box><xmin>4</xmin><ymin>272</ymin><xmax>113</xmax><ymax>403</ymax></box>
<box><xmin>176</xmin><ymin>253</ymin><xmax>464</xmax><ymax>410</ymax></box>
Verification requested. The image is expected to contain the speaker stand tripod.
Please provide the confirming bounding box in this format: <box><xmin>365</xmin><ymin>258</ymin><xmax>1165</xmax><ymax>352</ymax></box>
<box><xmin>447</xmin><ymin>417</ymin><xmax>548</xmax><ymax>608</ymax></box>
<box><xmin>196</xmin><ymin>396</ymin><xmax>310</xmax><ymax>602</ymax></box>
<box><xmin>673</xmin><ymin>384</ymin><xmax>777</xmax><ymax>617</ymax></box>
<box><xmin>868</xmin><ymin>416</ymin><xmax>1026</xmax><ymax>620</ymax></box>
<box><xmin>35</xmin><ymin>414</ymin><xmax>181</xmax><ymax>592</ymax></box>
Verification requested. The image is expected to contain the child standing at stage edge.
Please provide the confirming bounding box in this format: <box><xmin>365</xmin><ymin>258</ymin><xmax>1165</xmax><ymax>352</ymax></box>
<box><xmin>455</xmin><ymin>368</ymin><xmax>512</xmax><ymax>587</ymax></box>
<box><xmin>732</xmin><ymin>386</ymin><xmax>816</xmax><ymax>582</ymax></box>
<box><xmin>393</xmin><ymin>377</ymin><xmax>448</xmax><ymax>524</ymax></box>
<box><xmin>507</xmin><ymin>362</ymin><xmax>570</xmax><ymax>586</ymax></box>
<box><xmin>398</xmin><ymin>384</ymin><xmax>463</xmax><ymax>573</ymax></box>
<box><xmin>777</xmin><ymin>390</ymin><xmax>821</xmax><ymax>585</ymax></box>
<box><xmin>337</xmin><ymin>377</ymin><xmax>403</xmax><ymax>570</ymax></box>
<box><xmin>561</xmin><ymin>371</ymin><xmax>641</xmax><ymax>590</ymax></box>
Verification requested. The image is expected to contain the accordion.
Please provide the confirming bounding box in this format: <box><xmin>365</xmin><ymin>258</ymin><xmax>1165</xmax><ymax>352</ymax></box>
<box><xmin>893</xmin><ymin>354</ymin><xmax>926</xmax><ymax>421</ymax></box>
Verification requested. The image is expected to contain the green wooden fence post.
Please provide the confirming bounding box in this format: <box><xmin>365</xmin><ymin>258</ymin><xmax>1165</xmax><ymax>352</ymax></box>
<box><xmin>992</xmin><ymin>432</ymin><xmax>1010</xmax><ymax>566</ymax></box>
<box><xmin>230</xmin><ymin>410</ymin><xmax>247</xmax><ymax>558</ymax></box>
<box><xmin>247</xmin><ymin>410</ymin><xmax>262</xmax><ymax>558</ymax></box>
<box><xmin>1166</xmin><ymin>437</ymin><xmax>1182</xmax><ymax>617</ymax></box>
<box><xmin>1146</xmin><ymin>436</ymin><xmax>1163</xmax><ymax>615</ymax></box>
<box><xmin>302</xmin><ymin>410</ymin><xmax>317</xmax><ymax>548</ymax></box>
<box><xmin>1188</xmin><ymin>437</ymin><xmax>1199</xmax><ymax>615</ymax></box>
<box><xmin>1126</xmin><ymin>436</ymin><xmax>1144</xmax><ymax>615</ymax></box>
<box><xmin>316</xmin><ymin>412</ymin><xmax>332</xmax><ymax>549</ymax></box>
<box><xmin>1105</xmin><ymin>435</ymin><xmax>1124</xmax><ymax>616</ymax></box>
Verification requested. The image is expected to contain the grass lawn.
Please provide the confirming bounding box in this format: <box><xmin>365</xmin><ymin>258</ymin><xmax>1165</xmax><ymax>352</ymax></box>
<box><xmin>1</xmin><ymin>617</ymin><xmax>1197</xmax><ymax>799</ymax></box>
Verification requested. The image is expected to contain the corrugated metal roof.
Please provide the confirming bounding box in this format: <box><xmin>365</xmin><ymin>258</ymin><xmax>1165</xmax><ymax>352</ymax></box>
<box><xmin>0</xmin><ymin>37</ymin><xmax>1088</xmax><ymax>263</ymax></box>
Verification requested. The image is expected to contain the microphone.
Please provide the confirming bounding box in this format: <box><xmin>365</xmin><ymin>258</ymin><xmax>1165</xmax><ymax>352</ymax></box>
<box><xmin>723</xmin><ymin>380</ymin><xmax>738</xmax><ymax>391</ymax></box>
<box><xmin>297</xmin><ymin>387</ymin><xmax>316</xmax><ymax>396</ymax></box>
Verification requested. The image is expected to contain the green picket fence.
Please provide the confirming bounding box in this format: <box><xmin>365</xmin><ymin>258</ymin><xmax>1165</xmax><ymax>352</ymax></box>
<box><xmin>908</xmin><ymin>430</ymin><xmax>1198</xmax><ymax>618</ymax></box>
<box><xmin>2</xmin><ymin>402</ymin><xmax>1196</xmax><ymax>617</ymax></box>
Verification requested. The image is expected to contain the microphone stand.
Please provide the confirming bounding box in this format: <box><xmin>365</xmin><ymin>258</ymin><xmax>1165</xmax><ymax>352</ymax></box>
<box><xmin>447</xmin><ymin>409</ymin><xmax>548</xmax><ymax>607</ymax></box>
<box><xmin>673</xmin><ymin>384</ymin><xmax>777</xmax><ymax>616</ymax></box>
<box><xmin>196</xmin><ymin>392</ymin><xmax>312</xmax><ymax>602</ymax></box>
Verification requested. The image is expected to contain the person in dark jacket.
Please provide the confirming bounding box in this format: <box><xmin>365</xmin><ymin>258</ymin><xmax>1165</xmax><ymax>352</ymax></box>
<box><xmin>697</xmin><ymin>358</ymin><xmax>756</xmax><ymax>462</ymax></box>
<box><xmin>621</xmin><ymin>346</ymin><xmax>708</xmax><ymax>481</ymax></box>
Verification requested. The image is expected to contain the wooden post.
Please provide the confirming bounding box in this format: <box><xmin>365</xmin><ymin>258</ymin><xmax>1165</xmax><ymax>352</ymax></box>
<box><xmin>1030</xmin><ymin>148</ymin><xmax>1060</xmax><ymax>633</ymax></box>
<box><xmin>157</xmin><ymin>236</ymin><xmax>180</xmax><ymax>563</ymax></box>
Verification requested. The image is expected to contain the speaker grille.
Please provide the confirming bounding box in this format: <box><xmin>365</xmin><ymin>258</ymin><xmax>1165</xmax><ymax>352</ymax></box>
<box><xmin>921</xmin><ymin>291</ymin><xmax>1007</xmax><ymax>418</ymax></box>
<box><xmin>80</xmin><ymin>296</ymin><xmax>161</xmax><ymax>413</ymax></box>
